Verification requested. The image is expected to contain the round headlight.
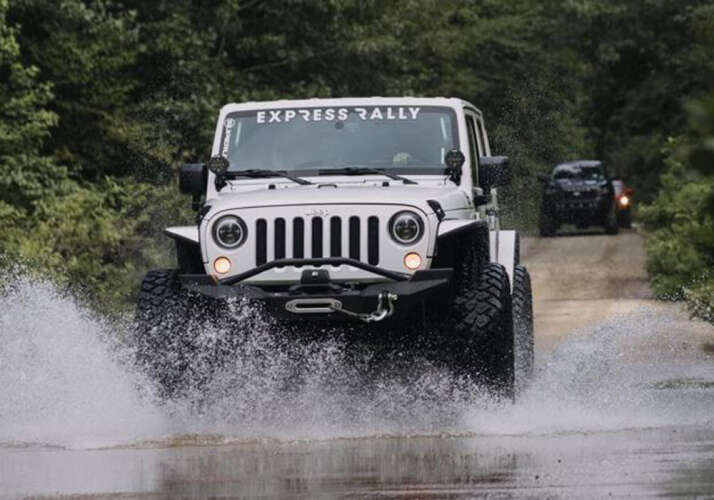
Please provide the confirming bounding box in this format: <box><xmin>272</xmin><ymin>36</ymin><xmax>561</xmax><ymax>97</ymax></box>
<box><xmin>389</xmin><ymin>211</ymin><xmax>424</xmax><ymax>245</ymax></box>
<box><xmin>212</xmin><ymin>215</ymin><xmax>247</xmax><ymax>249</ymax></box>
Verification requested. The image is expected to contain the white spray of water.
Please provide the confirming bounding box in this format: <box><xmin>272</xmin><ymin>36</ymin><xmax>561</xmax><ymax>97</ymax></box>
<box><xmin>471</xmin><ymin>309</ymin><xmax>714</xmax><ymax>435</ymax></box>
<box><xmin>0</xmin><ymin>276</ymin><xmax>712</xmax><ymax>449</ymax></box>
<box><xmin>0</xmin><ymin>275</ymin><xmax>167</xmax><ymax>449</ymax></box>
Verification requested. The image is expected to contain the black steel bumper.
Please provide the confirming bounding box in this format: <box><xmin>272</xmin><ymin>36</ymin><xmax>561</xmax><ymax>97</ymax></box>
<box><xmin>178</xmin><ymin>258</ymin><xmax>453</xmax><ymax>321</ymax></box>
<box><xmin>553</xmin><ymin>198</ymin><xmax>608</xmax><ymax>222</ymax></box>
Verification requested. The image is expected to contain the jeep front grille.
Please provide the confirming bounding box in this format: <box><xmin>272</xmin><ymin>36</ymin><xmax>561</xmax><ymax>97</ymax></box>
<box><xmin>255</xmin><ymin>216</ymin><xmax>380</xmax><ymax>267</ymax></box>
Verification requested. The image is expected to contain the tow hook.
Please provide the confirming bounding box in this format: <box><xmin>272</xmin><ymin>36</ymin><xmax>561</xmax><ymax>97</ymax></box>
<box><xmin>330</xmin><ymin>291</ymin><xmax>398</xmax><ymax>323</ymax></box>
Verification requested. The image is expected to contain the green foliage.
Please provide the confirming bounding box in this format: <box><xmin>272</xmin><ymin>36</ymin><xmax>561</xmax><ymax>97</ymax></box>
<box><xmin>556</xmin><ymin>0</ymin><xmax>714</xmax><ymax>201</ymax></box>
<box><xmin>0</xmin><ymin>0</ymin><xmax>63</xmax><ymax>211</ymax></box>
<box><xmin>640</xmin><ymin>95</ymin><xmax>714</xmax><ymax>323</ymax></box>
<box><xmin>1</xmin><ymin>176</ymin><xmax>190</xmax><ymax>313</ymax></box>
<box><xmin>0</xmin><ymin>1</ymin><xmax>189</xmax><ymax>311</ymax></box>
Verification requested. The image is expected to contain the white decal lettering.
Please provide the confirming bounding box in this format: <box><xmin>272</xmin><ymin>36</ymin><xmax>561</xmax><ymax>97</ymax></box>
<box><xmin>255</xmin><ymin>106</ymin><xmax>421</xmax><ymax>126</ymax></box>
<box><xmin>222</xmin><ymin>131</ymin><xmax>231</xmax><ymax>156</ymax></box>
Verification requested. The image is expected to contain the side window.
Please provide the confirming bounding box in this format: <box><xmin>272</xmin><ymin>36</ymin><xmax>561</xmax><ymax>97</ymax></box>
<box><xmin>465</xmin><ymin>115</ymin><xmax>480</xmax><ymax>185</ymax></box>
<box><xmin>475</xmin><ymin>118</ymin><xmax>489</xmax><ymax>156</ymax></box>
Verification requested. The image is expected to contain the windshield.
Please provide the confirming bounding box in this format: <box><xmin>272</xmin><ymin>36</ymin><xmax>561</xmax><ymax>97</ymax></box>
<box><xmin>219</xmin><ymin>106</ymin><xmax>458</xmax><ymax>175</ymax></box>
<box><xmin>553</xmin><ymin>165</ymin><xmax>604</xmax><ymax>181</ymax></box>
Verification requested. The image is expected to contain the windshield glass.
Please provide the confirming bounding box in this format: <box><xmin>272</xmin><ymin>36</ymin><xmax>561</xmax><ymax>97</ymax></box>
<box><xmin>553</xmin><ymin>165</ymin><xmax>604</xmax><ymax>181</ymax></box>
<box><xmin>219</xmin><ymin>106</ymin><xmax>458</xmax><ymax>175</ymax></box>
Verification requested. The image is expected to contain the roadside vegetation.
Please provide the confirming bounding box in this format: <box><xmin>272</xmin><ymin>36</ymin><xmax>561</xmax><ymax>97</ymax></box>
<box><xmin>0</xmin><ymin>0</ymin><xmax>712</xmax><ymax>320</ymax></box>
<box><xmin>639</xmin><ymin>96</ymin><xmax>714</xmax><ymax>322</ymax></box>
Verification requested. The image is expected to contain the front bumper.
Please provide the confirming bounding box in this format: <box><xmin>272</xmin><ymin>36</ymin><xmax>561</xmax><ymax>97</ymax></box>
<box><xmin>553</xmin><ymin>197</ymin><xmax>608</xmax><ymax>222</ymax></box>
<box><xmin>178</xmin><ymin>258</ymin><xmax>453</xmax><ymax>322</ymax></box>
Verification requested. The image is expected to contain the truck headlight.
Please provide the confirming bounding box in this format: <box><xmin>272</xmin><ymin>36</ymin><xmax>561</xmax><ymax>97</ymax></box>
<box><xmin>389</xmin><ymin>211</ymin><xmax>424</xmax><ymax>245</ymax></box>
<box><xmin>213</xmin><ymin>215</ymin><xmax>247</xmax><ymax>249</ymax></box>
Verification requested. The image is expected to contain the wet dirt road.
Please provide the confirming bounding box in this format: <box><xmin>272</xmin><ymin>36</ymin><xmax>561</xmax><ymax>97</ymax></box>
<box><xmin>1</xmin><ymin>230</ymin><xmax>714</xmax><ymax>498</ymax></box>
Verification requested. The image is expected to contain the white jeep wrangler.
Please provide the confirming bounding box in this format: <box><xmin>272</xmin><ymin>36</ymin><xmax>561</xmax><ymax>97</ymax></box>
<box><xmin>135</xmin><ymin>97</ymin><xmax>534</xmax><ymax>399</ymax></box>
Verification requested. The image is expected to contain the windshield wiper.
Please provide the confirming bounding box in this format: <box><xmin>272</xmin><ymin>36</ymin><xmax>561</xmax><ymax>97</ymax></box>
<box><xmin>317</xmin><ymin>166</ymin><xmax>417</xmax><ymax>185</ymax></box>
<box><xmin>223</xmin><ymin>169</ymin><xmax>313</xmax><ymax>185</ymax></box>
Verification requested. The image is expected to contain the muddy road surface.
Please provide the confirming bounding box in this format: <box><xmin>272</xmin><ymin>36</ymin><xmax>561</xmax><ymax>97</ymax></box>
<box><xmin>1</xmin><ymin>230</ymin><xmax>713</xmax><ymax>498</ymax></box>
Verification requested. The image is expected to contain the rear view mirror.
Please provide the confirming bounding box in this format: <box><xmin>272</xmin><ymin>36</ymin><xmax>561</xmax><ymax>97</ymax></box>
<box><xmin>479</xmin><ymin>156</ymin><xmax>511</xmax><ymax>192</ymax></box>
<box><xmin>179</xmin><ymin>163</ymin><xmax>207</xmax><ymax>210</ymax></box>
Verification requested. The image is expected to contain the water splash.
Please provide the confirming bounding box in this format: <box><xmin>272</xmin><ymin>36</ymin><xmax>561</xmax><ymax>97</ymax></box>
<box><xmin>0</xmin><ymin>274</ymin><xmax>167</xmax><ymax>449</ymax></box>
<box><xmin>471</xmin><ymin>309</ymin><xmax>714</xmax><ymax>435</ymax></box>
<box><xmin>0</xmin><ymin>274</ymin><xmax>712</xmax><ymax>450</ymax></box>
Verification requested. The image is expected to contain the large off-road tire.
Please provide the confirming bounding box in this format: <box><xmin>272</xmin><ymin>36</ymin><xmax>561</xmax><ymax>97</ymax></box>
<box><xmin>604</xmin><ymin>201</ymin><xmax>619</xmax><ymax>235</ymax></box>
<box><xmin>134</xmin><ymin>269</ymin><xmax>223</xmax><ymax>399</ymax></box>
<box><xmin>512</xmin><ymin>265</ymin><xmax>534</xmax><ymax>395</ymax></box>
<box><xmin>448</xmin><ymin>263</ymin><xmax>515</xmax><ymax>398</ymax></box>
<box><xmin>539</xmin><ymin>200</ymin><xmax>557</xmax><ymax>237</ymax></box>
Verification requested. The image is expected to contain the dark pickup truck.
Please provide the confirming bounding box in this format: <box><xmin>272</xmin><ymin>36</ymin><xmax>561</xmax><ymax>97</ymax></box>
<box><xmin>539</xmin><ymin>160</ymin><xmax>618</xmax><ymax>236</ymax></box>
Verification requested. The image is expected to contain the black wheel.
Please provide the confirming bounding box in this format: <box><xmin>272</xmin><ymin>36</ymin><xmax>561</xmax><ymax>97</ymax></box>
<box><xmin>604</xmin><ymin>201</ymin><xmax>619</xmax><ymax>234</ymax></box>
<box><xmin>618</xmin><ymin>209</ymin><xmax>632</xmax><ymax>228</ymax></box>
<box><xmin>428</xmin><ymin>222</ymin><xmax>489</xmax><ymax>323</ymax></box>
<box><xmin>512</xmin><ymin>265</ymin><xmax>534</xmax><ymax>395</ymax></box>
<box><xmin>445</xmin><ymin>263</ymin><xmax>515</xmax><ymax>398</ymax></box>
<box><xmin>539</xmin><ymin>200</ymin><xmax>557</xmax><ymax>237</ymax></box>
<box><xmin>134</xmin><ymin>269</ymin><xmax>225</xmax><ymax>399</ymax></box>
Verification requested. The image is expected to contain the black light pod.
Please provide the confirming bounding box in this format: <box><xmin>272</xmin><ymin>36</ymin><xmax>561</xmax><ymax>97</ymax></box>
<box><xmin>208</xmin><ymin>156</ymin><xmax>230</xmax><ymax>190</ymax></box>
<box><xmin>207</xmin><ymin>156</ymin><xmax>230</xmax><ymax>175</ymax></box>
<box><xmin>444</xmin><ymin>149</ymin><xmax>465</xmax><ymax>184</ymax></box>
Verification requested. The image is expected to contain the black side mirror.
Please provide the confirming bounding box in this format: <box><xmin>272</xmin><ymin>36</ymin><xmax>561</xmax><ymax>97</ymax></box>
<box><xmin>537</xmin><ymin>174</ymin><xmax>550</xmax><ymax>184</ymax></box>
<box><xmin>179</xmin><ymin>163</ymin><xmax>207</xmax><ymax>210</ymax></box>
<box><xmin>472</xmin><ymin>191</ymin><xmax>489</xmax><ymax>206</ymax></box>
<box><xmin>479</xmin><ymin>156</ymin><xmax>511</xmax><ymax>192</ymax></box>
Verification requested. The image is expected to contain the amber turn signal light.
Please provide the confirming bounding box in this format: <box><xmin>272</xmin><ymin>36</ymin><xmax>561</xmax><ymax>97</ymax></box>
<box><xmin>213</xmin><ymin>256</ymin><xmax>232</xmax><ymax>274</ymax></box>
<box><xmin>404</xmin><ymin>252</ymin><xmax>422</xmax><ymax>271</ymax></box>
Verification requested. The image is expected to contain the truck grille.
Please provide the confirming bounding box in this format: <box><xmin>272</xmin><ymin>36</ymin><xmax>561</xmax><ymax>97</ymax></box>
<box><xmin>255</xmin><ymin>216</ymin><xmax>380</xmax><ymax>267</ymax></box>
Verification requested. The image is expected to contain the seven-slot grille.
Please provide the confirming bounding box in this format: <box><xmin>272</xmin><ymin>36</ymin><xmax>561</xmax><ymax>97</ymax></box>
<box><xmin>255</xmin><ymin>216</ymin><xmax>380</xmax><ymax>267</ymax></box>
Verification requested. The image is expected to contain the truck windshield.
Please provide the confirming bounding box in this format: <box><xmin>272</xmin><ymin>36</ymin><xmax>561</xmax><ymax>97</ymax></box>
<box><xmin>219</xmin><ymin>106</ymin><xmax>458</xmax><ymax>176</ymax></box>
<box><xmin>553</xmin><ymin>165</ymin><xmax>604</xmax><ymax>181</ymax></box>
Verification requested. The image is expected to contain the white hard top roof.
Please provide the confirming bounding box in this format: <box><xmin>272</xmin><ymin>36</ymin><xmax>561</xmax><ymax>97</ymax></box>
<box><xmin>220</xmin><ymin>97</ymin><xmax>481</xmax><ymax>115</ymax></box>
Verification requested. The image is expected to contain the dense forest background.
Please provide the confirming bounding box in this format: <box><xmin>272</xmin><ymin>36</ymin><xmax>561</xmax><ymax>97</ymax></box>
<box><xmin>1</xmin><ymin>0</ymin><xmax>712</xmax><ymax>320</ymax></box>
